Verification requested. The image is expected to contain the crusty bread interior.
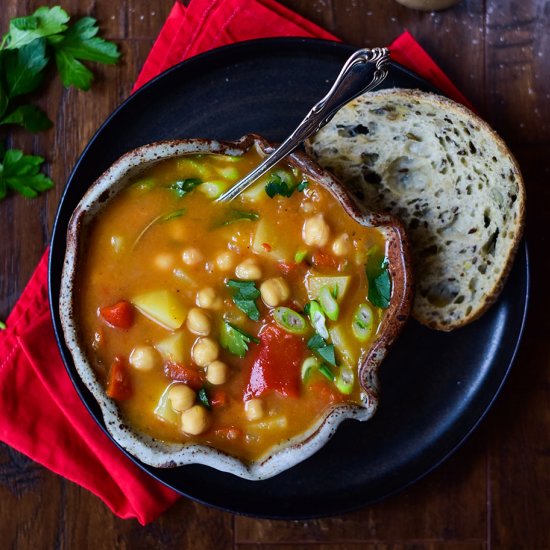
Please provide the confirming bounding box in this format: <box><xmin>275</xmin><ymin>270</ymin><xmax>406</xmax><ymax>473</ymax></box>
<box><xmin>306</xmin><ymin>89</ymin><xmax>525</xmax><ymax>331</ymax></box>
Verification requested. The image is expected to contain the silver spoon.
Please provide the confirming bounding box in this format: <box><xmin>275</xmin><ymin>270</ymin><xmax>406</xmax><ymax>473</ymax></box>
<box><xmin>216</xmin><ymin>47</ymin><xmax>391</xmax><ymax>203</ymax></box>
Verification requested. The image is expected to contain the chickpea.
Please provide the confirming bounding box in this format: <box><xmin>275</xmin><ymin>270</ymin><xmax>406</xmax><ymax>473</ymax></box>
<box><xmin>154</xmin><ymin>253</ymin><xmax>175</xmax><ymax>271</ymax></box>
<box><xmin>129</xmin><ymin>345</ymin><xmax>161</xmax><ymax>371</ymax></box>
<box><xmin>215</xmin><ymin>251</ymin><xmax>235</xmax><ymax>271</ymax></box>
<box><xmin>192</xmin><ymin>337</ymin><xmax>219</xmax><ymax>367</ymax></box>
<box><xmin>235</xmin><ymin>258</ymin><xmax>262</xmax><ymax>280</ymax></box>
<box><xmin>196</xmin><ymin>287</ymin><xmax>222</xmax><ymax>310</ymax></box>
<box><xmin>332</xmin><ymin>233</ymin><xmax>351</xmax><ymax>256</ymax></box>
<box><xmin>260</xmin><ymin>277</ymin><xmax>290</xmax><ymax>307</ymax></box>
<box><xmin>186</xmin><ymin>307</ymin><xmax>211</xmax><ymax>336</ymax></box>
<box><xmin>245</xmin><ymin>398</ymin><xmax>264</xmax><ymax>421</ymax></box>
<box><xmin>181</xmin><ymin>405</ymin><xmax>209</xmax><ymax>435</ymax></box>
<box><xmin>168</xmin><ymin>384</ymin><xmax>195</xmax><ymax>412</ymax></box>
<box><xmin>206</xmin><ymin>360</ymin><xmax>229</xmax><ymax>385</ymax></box>
<box><xmin>182</xmin><ymin>247</ymin><xmax>204</xmax><ymax>266</ymax></box>
<box><xmin>302</xmin><ymin>213</ymin><xmax>330</xmax><ymax>247</ymax></box>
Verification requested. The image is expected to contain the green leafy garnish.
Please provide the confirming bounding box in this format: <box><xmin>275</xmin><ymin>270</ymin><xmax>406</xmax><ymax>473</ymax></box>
<box><xmin>3</xmin><ymin>7</ymin><xmax>70</xmax><ymax>50</ymax></box>
<box><xmin>197</xmin><ymin>387</ymin><xmax>211</xmax><ymax>409</ymax></box>
<box><xmin>296</xmin><ymin>180</ymin><xmax>308</xmax><ymax>192</ymax></box>
<box><xmin>226</xmin><ymin>279</ymin><xmax>260</xmax><ymax>321</ymax></box>
<box><xmin>0</xmin><ymin>147</ymin><xmax>53</xmax><ymax>199</ymax></box>
<box><xmin>219</xmin><ymin>209</ymin><xmax>259</xmax><ymax>226</ymax></box>
<box><xmin>50</xmin><ymin>16</ymin><xmax>120</xmax><ymax>90</ymax></box>
<box><xmin>169</xmin><ymin>178</ymin><xmax>202</xmax><ymax>198</ymax></box>
<box><xmin>219</xmin><ymin>321</ymin><xmax>259</xmax><ymax>358</ymax></box>
<box><xmin>0</xmin><ymin>320</ymin><xmax>6</xmax><ymax>330</ymax></box>
<box><xmin>307</xmin><ymin>333</ymin><xmax>337</xmax><ymax>366</ymax></box>
<box><xmin>0</xmin><ymin>6</ymin><xmax>120</xmax><ymax>202</ymax></box>
<box><xmin>265</xmin><ymin>174</ymin><xmax>294</xmax><ymax>198</ymax></box>
<box><xmin>366</xmin><ymin>250</ymin><xmax>391</xmax><ymax>309</ymax></box>
<box><xmin>133</xmin><ymin>209</ymin><xmax>186</xmax><ymax>247</ymax></box>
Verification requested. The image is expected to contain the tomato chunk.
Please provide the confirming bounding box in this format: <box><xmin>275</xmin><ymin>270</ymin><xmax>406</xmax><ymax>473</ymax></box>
<box><xmin>99</xmin><ymin>300</ymin><xmax>134</xmax><ymax>329</ymax></box>
<box><xmin>164</xmin><ymin>362</ymin><xmax>204</xmax><ymax>391</ymax></box>
<box><xmin>106</xmin><ymin>357</ymin><xmax>132</xmax><ymax>400</ymax></box>
<box><xmin>244</xmin><ymin>324</ymin><xmax>307</xmax><ymax>400</ymax></box>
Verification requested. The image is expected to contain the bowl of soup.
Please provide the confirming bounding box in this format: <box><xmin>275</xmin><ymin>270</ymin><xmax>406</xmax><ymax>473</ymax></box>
<box><xmin>60</xmin><ymin>134</ymin><xmax>412</xmax><ymax>480</ymax></box>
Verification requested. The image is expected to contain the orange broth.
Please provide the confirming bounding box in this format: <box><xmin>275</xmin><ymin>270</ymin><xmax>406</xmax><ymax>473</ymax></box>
<box><xmin>77</xmin><ymin>147</ymin><xmax>388</xmax><ymax>461</ymax></box>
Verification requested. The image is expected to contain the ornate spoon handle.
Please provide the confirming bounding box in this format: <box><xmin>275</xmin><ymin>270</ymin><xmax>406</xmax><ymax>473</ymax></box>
<box><xmin>217</xmin><ymin>47</ymin><xmax>390</xmax><ymax>203</ymax></box>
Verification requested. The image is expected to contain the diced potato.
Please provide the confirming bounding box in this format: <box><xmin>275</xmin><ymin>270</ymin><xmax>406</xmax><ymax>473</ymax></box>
<box><xmin>154</xmin><ymin>385</ymin><xmax>181</xmax><ymax>425</ymax></box>
<box><xmin>329</xmin><ymin>325</ymin><xmax>359</xmax><ymax>366</ymax></box>
<box><xmin>240</xmin><ymin>174</ymin><xmax>271</xmax><ymax>203</ymax></box>
<box><xmin>132</xmin><ymin>290</ymin><xmax>187</xmax><ymax>330</ymax></box>
<box><xmin>247</xmin><ymin>416</ymin><xmax>288</xmax><ymax>433</ymax></box>
<box><xmin>306</xmin><ymin>275</ymin><xmax>351</xmax><ymax>302</ymax></box>
<box><xmin>155</xmin><ymin>332</ymin><xmax>186</xmax><ymax>363</ymax></box>
<box><xmin>252</xmin><ymin>219</ymin><xmax>294</xmax><ymax>262</ymax></box>
<box><xmin>197</xmin><ymin>180</ymin><xmax>229</xmax><ymax>199</ymax></box>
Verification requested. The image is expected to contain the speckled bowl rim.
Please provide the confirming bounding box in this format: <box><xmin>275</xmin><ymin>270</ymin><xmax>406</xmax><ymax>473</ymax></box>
<box><xmin>60</xmin><ymin>134</ymin><xmax>413</xmax><ymax>480</ymax></box>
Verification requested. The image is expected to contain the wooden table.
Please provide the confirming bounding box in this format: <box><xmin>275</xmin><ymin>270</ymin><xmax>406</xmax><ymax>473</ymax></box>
<box><xmin>1</xmin><ymin>0</ymin><xmax>548</xmax><ymax>547</ymax></box>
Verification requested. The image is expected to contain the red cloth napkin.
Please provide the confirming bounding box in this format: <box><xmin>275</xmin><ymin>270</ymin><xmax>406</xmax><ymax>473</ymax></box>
<box><xmin>0</xmin><ymin>0</ymin><xmax>471</xmax><ymax>525</ymax></box>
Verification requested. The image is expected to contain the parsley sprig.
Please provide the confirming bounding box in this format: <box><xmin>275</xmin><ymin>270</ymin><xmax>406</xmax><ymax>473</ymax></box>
<box><xmin>366</xmin><ymin>249</ymin><xmax>391</xmax><ymax>309</ymax></box>
<box><xmin>226</xmin><ymin>279</ymin><xmax>260</xmax><ymax>321</ymax></box>
<box><xmin>0</xmin><ymin>6</ymin><xmax>120</xmax><ymax>201</ymax></box>
<box><xmin>219</xmin><ymin>321</ymin><xmax>259</xmax><ymax>358</ymax></box>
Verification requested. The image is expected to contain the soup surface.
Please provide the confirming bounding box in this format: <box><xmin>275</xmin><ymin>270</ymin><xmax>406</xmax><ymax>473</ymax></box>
<box><xmin>77</xmin><ymin>146</ymin><xmax>391</xmax><ymax>461</ymax></box>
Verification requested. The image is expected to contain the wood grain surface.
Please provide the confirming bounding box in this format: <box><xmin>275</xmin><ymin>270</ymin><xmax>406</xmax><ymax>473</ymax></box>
<box><xmin>1</xmin><ymin>0</ymin><xmax>548</xmax><ymax>547</ymax></box>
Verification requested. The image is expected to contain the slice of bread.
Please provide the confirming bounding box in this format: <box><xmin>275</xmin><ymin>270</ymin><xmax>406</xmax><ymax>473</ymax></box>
<box><xmin>306</xmin><ymin>89</ymin><xmax>525</xmax><ymax>331</ymax></box>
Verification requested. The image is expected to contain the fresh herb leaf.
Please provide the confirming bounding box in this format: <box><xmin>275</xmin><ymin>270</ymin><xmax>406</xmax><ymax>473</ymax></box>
<box><xmin>4</xmin><ymin>6</ymin><xmax>70</xmax><ymax>50</ymax></box>
<box><xmin>0</xmin><ymin>320</ymin><xmax>6</xmax><ymax>330</ymax></box>
<box><xmin>133</xmin><ymin>209</ymin><xmax>186</xmax><ymax>248</ymax></box>
<box><xmin>265</xmin><ymin>173</ymin><xmax>294</xmax><ymax>198</ymax></box>
<box><xmin>1</xmin><ymin>104</ymin><xmax>52</xmax><ymax>131</ymax></box>
<box><xmin>197</xmin><ymin>387</ymin><xmax>211</xmax><ymax>409</ymax></box>
<box><xmin>307</xmin><ymin>333</ymin><xmax>337</xmax><ymax>366</ymax></box>
<box><xmin>366</xmin><ymin>251</ymin><xmax>391</xmax><ymax>309</ymax></box>
<box><xmin>227</xmin><ymin>279</ymin><xmax>260</xmax><ymax>321</ymax></box>
<box><xmin>296</xmin><ymin>179</ymin><xmax>308</xmax><ymax>192</ymax></box>
<box><xmin>50</xmin><ymin>16</ymin><xmax>120</xmax><ymax>90</ymax></box>
<box><xmin>219</xmin><ymin>209</ymin><xmax>259</xmax><ymax>226</ymax></box>
<box><xmin>219</xmin><ymin>321</ymin><xmax>259</xmax><ymax>358</ymax></box>
<box><xmin>159</xmin><ymin>209</ymin><xmax>185</xmax><ymax>222</ymax></box>
<box><xmin>0</xmin><ymin>147</ymin><xmax>53</xmax><ymax>199</ymax></box>
<box><xmin>4</xmin><ymin>39</ymin><xmax>49</xmax><ymax>97</ymax></box>
<box><xmin>169</xmin><ymin>178</ymin><xmax>202</xmax><ymax>197</ymax></box>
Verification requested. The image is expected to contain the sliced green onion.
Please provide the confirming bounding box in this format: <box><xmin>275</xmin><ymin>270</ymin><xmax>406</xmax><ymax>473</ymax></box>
<box><xmin>335</xmin><ymin>365</ymin><xmax>355</xmax><ymax>395</ymax></box>
<box><xmin>318</xmin><ymin>363</ymin><xmax>335</xmax><ymax>381</ymax></box>
<box><xmin>319</xmin><ymin>285</ymin><xmax>339</xmax><ymax>321</ymax></box>
<box><xmin>307</xmin><ymin>300</ymin><xmax>328</xmax><ymax>339</ymax></box>
<box><xmin>294</xmin><ymin>249</ymin><xmax>308</xmax><ymax>263</ymax></box>
<box><xmin>216</xmin><ymin>166</ymin><xmax>239</xmax><ymax>180</ymax></box>
<box><xmin>352</xmin><ymin>303</ymin><xmax>374</xmax><ymax>342</ymax></box>
<box><xmin>129</xmin><ymin>178</ymin><xmax>155</xmax><ymax>194</ymax></box>
<box><xmin>272</xmin><ymin>169</ymin><xmax>295</xmax><ymax>186</ymax></box>
<box><xmin>273</xmin><ymin>307</ymin><xmax>308</xmax><ymax>335</ymax></box>
<box><xmin>301</xmin><ymin>357</ymin><xmax>319</xmax><ymax>381</ymax></box>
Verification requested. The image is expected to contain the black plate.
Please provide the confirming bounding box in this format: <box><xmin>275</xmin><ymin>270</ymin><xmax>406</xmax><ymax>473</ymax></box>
<box><xmin>49</xmin><ymin>38</ymin><xmax>529</xmax><ymax>518</ymax></box>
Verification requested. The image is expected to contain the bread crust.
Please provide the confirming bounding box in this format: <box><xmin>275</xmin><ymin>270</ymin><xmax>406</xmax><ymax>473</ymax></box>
<box><xmin>307</xmin><ymin>88</ymin><xmax>526</xmax><ymax>331</ymax></box>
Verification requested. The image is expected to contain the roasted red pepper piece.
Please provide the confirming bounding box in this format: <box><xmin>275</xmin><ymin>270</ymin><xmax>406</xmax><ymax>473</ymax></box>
<box><xmin>310</xmin><ymin>251</ymin><xmax>340</xmax><ymax>269</ymax></box>
<box><xmin>164</xmin><ymin>362</ymin><xmax>204</xmax><ymax>391</ymax></box>
<box><xmin>244</xmin><ymin>324</ymin><xmax>306</xmax><ymax>400</ymax></box>
<box><xmin>106</xmin><ymin>357</ymin><xmax>132</xmax><ymax>400</ymax></box>
<box><xmin>210</xmin><ymin>388</ymin><xmax>228</xmax><ymax>408</ymax></box>
<box><xmin>99</xmin><ymin>300</ymin><xmax>134</xmax><ymax>329</ymax></box>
